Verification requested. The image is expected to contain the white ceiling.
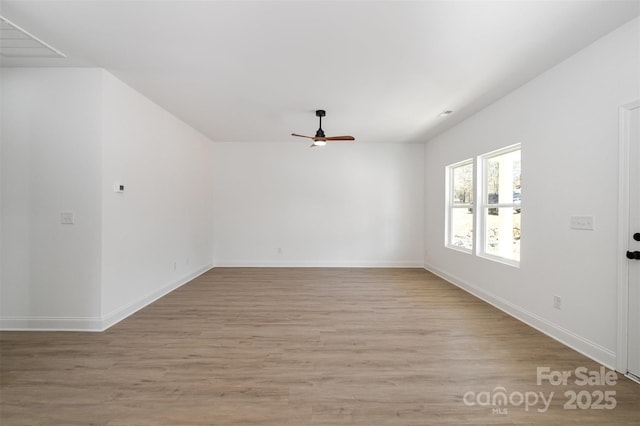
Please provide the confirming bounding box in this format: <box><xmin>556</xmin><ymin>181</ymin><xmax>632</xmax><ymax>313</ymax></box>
<box><xmin>1</xmin><ymin>1</ymin><xmax>638</xmax><ymax>144</ymax></box>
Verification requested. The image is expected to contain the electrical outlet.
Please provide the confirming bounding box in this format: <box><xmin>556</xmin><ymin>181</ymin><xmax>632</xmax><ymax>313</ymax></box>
<box><xmin>553</xmin><ymin>295</ymin><xmax>562</xmax><ymax>310</ymax></box>
<box><xmin>60</xmin><ymin>211</ymin><xmax>75</xmax><ymax>225</ymax></box>
<box><xmin>277</xmin><ymin>247</ymin><xmax>282</xmax><ymax>254</ymax></box>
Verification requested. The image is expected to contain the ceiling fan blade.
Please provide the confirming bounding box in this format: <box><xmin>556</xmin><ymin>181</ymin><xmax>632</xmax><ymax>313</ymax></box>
<box><xmin>293</xmin><ymin>111</ymin><xmax>354</xmax><ymax>144</ymax></box>
<box><xmin>325</xmin><ymin>136</ymin><xmax>355</xmax><ymax>141</ymax></box>
<box><xmin>291</xmin><ymin>133</ymin><xmax>314</xmax><ymax>139</ymax></box>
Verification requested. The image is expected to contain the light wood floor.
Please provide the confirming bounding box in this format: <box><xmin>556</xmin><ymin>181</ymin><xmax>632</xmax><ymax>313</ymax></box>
<box><xmin>1</xmin><ymin>268</ymin><xmax>638</xmax><ymax>425</ymax></box>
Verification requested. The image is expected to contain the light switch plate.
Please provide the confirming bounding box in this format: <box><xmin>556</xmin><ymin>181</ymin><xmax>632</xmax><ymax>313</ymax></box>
<box><xmin>570</xmin><ymin>215</ymin><xmax>594</xmax><ymax>230</ymax></box>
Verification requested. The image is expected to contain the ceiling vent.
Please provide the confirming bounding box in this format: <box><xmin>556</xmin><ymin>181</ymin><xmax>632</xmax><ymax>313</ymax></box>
<box><xmin>0</xmin><ymin>15</ymin><xmax>65</xmax><ymax>58</ymax></box>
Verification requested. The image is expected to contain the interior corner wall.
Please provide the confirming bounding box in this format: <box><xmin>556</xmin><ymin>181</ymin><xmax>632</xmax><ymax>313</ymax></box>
<box><xmin>100</xmin><ymin>71</ymin><xmax>214</xmax><ymax>328</ymax></box>
<box><xmin>424</xmin><ymin>18</ymin><xmax>640</xmax><ymax>367</ymax></box>
<box><xmin>212</xmin><ymin>142</ymin><xmax>424</xmax><ymax>267</ymax></box>
<box><xmin>0</xmin><ymin>67</ymin><xmax>215</xmax><ymax>331</ymax></box>
<box><xmin>0</xmin><ymin>68</ymin><xmax>103</xmax><ymax>330</ymax></box>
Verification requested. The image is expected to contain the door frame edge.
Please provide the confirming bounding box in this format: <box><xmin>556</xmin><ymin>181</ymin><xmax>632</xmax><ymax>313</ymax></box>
<box><xmin>616</xmin><ymin>99</ymin><xmax>640</xmax><ymax>374</ymax></box>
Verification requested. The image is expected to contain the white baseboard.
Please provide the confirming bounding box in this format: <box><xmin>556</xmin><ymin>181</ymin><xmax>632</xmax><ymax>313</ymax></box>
<box><xmin>213</xmin><ymin>260</ymin><xmax>424</xmax><ymax>268</ymax></box>
<box><xmin>424</xmin><ymin>263</ymin><xmax>616</xmax><ymax>369</ymax></box>
<box><xmin>0</xmin><ymin>263</ymin><xmax>214</xmax><ymax>332</ymax></box>
<box><xmin>0</xmin><ymin>316</ymin><xmax>103</xmax><ymax>332</ymax></box>
<box><xmin>100</xmin><ymin>263</ymin><xmax>214</xmax><ymax>330</ymax></box>
<box><xmin>5</xmin><ymin>262</ymin><xmax>614</xmax><ymax>370</ymax></box>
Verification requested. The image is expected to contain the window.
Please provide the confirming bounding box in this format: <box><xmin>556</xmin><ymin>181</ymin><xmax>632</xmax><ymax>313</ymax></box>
<box><xmin>445</xmin><ymin>144</ymin><xmax>521</xmax><ymax>266</ymax></box>
<box><xmin>446</xmin><ymin>160</ymin><xmax>474</xmax><ymax>252</ymax></box>
<box><xmin>479</xmin><ymin>145</ymin><xmax>521</xmax><ymax>265</ymax></box>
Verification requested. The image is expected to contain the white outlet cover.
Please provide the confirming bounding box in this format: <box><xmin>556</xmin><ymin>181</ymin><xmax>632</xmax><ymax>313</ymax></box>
<box><xmin>553</xmin><ymin>295</ymin><xmax>562</xmax><ymax>310</ymax></box>
<box><xmin>60</xmin><ymin>211</ymin><xmax>74</xmax><ymax>225</ymax></box>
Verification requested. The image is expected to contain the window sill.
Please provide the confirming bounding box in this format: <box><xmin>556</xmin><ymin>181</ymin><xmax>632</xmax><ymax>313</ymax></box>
<box><xmin>478</xmin><ymin>252</ymin><xmax>520</xmax><ymax>268</ymax></box>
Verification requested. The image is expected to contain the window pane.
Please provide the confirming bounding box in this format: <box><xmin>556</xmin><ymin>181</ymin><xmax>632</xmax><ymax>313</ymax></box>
<box><xmin>513</xmin><ymin>157</ymin><xmax>521</xmax><ymax>203</ymax></box>
<box><xmin>484</xmin><ymin>207</ymin><xmax>521</xmax><ymax>261</ymax></box>
<box><xmin>452</xmin><ymin>163</ymin><xmax>473</xmax><ymax>205</ymax></box>
<box><xmin>451</xmin><ymin>207</ymin><xmax>474</xmax><ymax>250</ymax></box>
<box><xmin>486</xmin><ymin>159</ymin><xmax>499</xmax><ymax>204</ymax></box>
<box><xmin>485</xmin><ymin>149</ymin><xmax>521</xmax><ymax>204</ymax></box>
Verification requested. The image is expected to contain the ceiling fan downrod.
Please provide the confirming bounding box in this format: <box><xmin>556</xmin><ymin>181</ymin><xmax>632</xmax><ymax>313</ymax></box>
<box><xmin>315</xmin><ymin>109</ymin><xmax>326</xmax><ymax>138</ymax></box>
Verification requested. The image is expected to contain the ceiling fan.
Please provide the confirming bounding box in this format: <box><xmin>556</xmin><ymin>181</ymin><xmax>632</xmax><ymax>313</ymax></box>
<box><xmin>291</xmin><ymin>109</ymin><xmax>355</xmax><ymax>147</ymax></box>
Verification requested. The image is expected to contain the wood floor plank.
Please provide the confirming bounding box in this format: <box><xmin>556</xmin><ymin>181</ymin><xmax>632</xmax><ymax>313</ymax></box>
<box><xmin>1</xmin><ymin>268</ymin><xmax>638</xmax><ymax>425</ymax></box>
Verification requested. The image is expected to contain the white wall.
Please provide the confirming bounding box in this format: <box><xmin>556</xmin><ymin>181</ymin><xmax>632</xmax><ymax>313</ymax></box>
<box><xmin>212</xmin><ymin>142</ymin><xmax>424</xmax><ymax>267</ymax></box>
<box><xmin>101</xmin><ymin>72</ymin><xmax>214</xmax><ymax>326</ymax></box>
<box><xmin>424</xmin><ymin>18</ymin><xmax>640</xmax><ymax>367</ymax></box>
<box><xmin>0</xmin><ymin>68</ymin><xmax>215</xmax><ymax>330</ymax></box>
<box><xmin>1</xmin><ymin>68</ymin><xmax>103</xmax><ymax>329</ymax></box>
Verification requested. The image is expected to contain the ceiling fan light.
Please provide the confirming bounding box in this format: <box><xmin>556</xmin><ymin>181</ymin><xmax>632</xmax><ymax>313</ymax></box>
<box><xmin>312</xmin><ymin>140</ymin><xmax>327</xmax><ymax>147</ymax></box>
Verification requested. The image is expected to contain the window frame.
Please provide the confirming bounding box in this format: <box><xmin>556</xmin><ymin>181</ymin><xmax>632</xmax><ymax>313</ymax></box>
<box><xmin>477</xmin><ymin>143</ymin><xmax>521</xmax><ymax>267</ymax></box>
<box><xmin>444</xmin><ymin>144</ymin><xmax>522</xmax><ymax>268</ymax></box>
<box><xmin>445</xmin><ymin>158</ymin><xmax>474</xmax><ymax>253</ymax></box>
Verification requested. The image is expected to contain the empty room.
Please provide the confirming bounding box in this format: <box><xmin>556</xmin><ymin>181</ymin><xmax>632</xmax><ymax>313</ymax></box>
<box><xmin>1</xmin><ymin>1</ymin><xmax>639</xmax><ymax>424</ymax></box>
